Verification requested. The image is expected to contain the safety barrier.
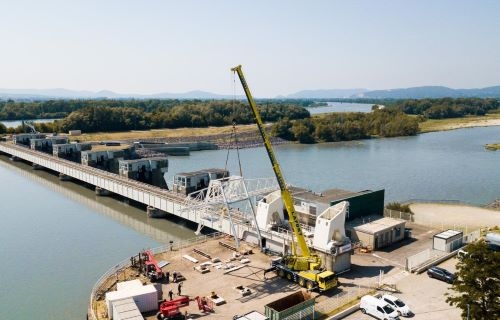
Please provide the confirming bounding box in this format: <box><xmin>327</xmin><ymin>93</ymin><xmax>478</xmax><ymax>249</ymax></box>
<box><xmin>87</xmin><ymin>232</ymin><xmax>224</xmax><ymax>320</ymax></box>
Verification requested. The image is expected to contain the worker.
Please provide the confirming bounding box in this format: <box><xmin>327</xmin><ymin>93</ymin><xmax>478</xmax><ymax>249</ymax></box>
<box><xmin>177</xmin><ymin>282</ymin><xmax>182</xmax><ymax>296</ymax></box>
<box><xmin>172</xmin><ymin>271</ymin><xmax>177</xmax><ymax>283</ymax></box>
<box><xmin>168</xmin><ymin>289</ymin><xmax>173</xmax><ymax>301</ymax></box>
<box><xmin>165</xmin><ymin>271</ymin><xmax>170</xmax><ymax>283</ymax></box>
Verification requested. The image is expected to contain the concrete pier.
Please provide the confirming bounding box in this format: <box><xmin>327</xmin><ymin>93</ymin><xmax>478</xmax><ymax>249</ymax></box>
<box><xmin>146</xmin><ymin>206</ymin><xmax>167</xmax><ymax>218</ymax></box>
<box><xmin>95</xmin><ymin>186</ymin><xmax>111</xmax><ymax>196</ymax></box>
<box><xmin>59</xmin><ymin>173</ymin><xmax>72</xmax><ymax>181</ymax></box>
<box><xmin>32</xmin><ymin>163</ymin><xmax>44</xmax><ymax>170</ymax></box>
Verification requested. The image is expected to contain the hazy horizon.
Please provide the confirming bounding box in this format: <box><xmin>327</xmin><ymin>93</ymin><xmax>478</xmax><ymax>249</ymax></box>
<box><xmin>1</xmin><ymin>1</ymin><xmax>499</xmax><ymax>97</ymax></box>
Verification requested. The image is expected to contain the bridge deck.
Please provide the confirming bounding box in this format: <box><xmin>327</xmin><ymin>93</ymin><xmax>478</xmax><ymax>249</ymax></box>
<box><xmin>0</xmin><ymin>142</ymin><xmax>255</xmax><ymax>238</ymax></box>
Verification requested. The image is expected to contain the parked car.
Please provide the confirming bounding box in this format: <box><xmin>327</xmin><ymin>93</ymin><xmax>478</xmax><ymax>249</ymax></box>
<box><xmin>360</xmin><ymin>295</ymin><xmax>400</xmax><ymax>320</ymax></box>
<box><xmin>457</xmin><ymin>248</ymin><xmax>469</xmax><ymax>259</ymax></box>
<box><xmin>381</xmin><ymin>294</ymin><xmax>412</xmax><ymax>317</ymax></box>
<box><xmin>427</xmin><ymin>266</ymin><xmax>456</xmax><ymax>284</ymax></box>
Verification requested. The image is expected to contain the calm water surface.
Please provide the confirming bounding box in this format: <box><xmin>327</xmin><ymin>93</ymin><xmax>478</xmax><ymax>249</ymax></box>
<box><xmin>0</xmin><ymin>158</ymin><xmax>195</xmax><ymax>319</ymax></box>
<box><xmin>0</xmin><ymin>126</ymin><xmax>499</xmax><ymax>319</ymax></box>
<box><xmin>166</xmin><ymin>126</ymin><xmax>500</xmax><ymax>205</ymax></box>
<box><xmin>1</xmin><ymin>118</ymin><xmax>59</xmax><ymax>128</ymax></box>
<box><xmin>306</xmin><ymin>102</ymin><xmax>374</xmax><ymax>114</ymax></box>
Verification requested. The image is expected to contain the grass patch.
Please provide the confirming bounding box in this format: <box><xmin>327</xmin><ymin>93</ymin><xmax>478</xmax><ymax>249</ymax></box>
<box><xmin>485</xmin><ymin>143</ymin><xmax>500</xmax><ymax>151</ymax></box>
<box><xmin>71</xmin><ymin>124</ymin><xmax>259</xmax><ymax>142</ymax></box>
<box><xmin>419</xmin><ymin>113</ymin><xmax>500</xmax><ymax>133</ymax></box>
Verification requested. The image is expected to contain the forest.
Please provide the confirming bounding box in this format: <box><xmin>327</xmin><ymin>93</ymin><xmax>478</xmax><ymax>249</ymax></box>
<box><xmin>2</xmin><ymin>97</ymin><xmax>498</xmax><ymax>143</ymax></box>
<box><xmin>393</xmin><ymin>98</ymin><xmax>500</xmax><ymax>119</ymax></box>
<box><xmin>0</xmin><ymin>98</ymin><xmax>318</xmax><ymax>121</ymax></box>
<box><xmin>0</xmin><ymin>100</ymin><xmax>310</xmax><ymax>135</ymax></box>
<box><xmin>272</xmin><ymin>109</ymin><xmax>420</xmax><ymax>143</ymax></box>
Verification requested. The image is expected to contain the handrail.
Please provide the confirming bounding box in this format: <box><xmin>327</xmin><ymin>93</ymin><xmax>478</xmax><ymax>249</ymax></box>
<box><xmin>87</xmin><ymin>232</ymin><xmax>225</xmax><ymax>320</ymax></box>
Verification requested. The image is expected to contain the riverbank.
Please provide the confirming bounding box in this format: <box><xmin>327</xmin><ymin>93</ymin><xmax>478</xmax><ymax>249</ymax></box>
<box><xmin>5</xmin><ymin>114</ymin><xmax>500</xmax><ymax>150</ymax></box>
<box><xmin>418</xmin><ymin>114</ymin><xmax>500</xmax><ymax>133</ymax></box>
<box><xmin>70</xmin><ymin>114</ymin><xmax>500</xmax><ymax>146</ymax></box>
<box><xmin>409</xmin><ymin>202</ymin><xmax>500</xmax><ymax>231</ymax></box>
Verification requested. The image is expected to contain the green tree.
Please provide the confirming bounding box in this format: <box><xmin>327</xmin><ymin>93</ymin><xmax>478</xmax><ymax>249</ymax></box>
<box><xmin>291</xmin><ymin>120</ymin><xmax>315</xmax><ymax>143</ymax></box>
<box><xmin>446</xmin><ymin>240</ymin><xmax>500</xmax><ymax>319</ymax></box>
<box><xmin>272</xmin><ymin>118</ymin><xmax>294</xmax><ymax>140</ymax></box>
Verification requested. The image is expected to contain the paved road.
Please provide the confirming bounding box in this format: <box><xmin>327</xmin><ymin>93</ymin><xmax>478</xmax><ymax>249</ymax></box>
<box><xmin>341</xmin><ymin>258</ymin><xmax>462</xmax><ymax>320</ymax></box>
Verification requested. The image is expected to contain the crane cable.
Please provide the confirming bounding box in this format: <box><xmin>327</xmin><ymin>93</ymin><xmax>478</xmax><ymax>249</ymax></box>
<box><xmin>224</xmin><ymin>71</ymin><xmax>244</xmax><ymax>177</ymax></box>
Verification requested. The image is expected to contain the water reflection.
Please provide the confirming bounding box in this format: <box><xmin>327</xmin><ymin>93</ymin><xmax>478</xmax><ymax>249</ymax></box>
<box><xmin>0</xmin><ymin>155</ymin><xmax>196</xmax><ymax>243</ymax></box>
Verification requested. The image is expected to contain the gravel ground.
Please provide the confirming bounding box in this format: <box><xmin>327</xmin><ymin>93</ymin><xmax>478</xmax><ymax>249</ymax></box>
<box><xmin>409</xmin><ymin>203</ymin><xmax>500</xmax><ymax>231</ymax></box>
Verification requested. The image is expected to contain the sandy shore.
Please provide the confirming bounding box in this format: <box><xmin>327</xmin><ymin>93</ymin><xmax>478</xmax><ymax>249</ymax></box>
<box><xmin>442</xmin><ymin>118</ymin><xmax>500</xmax><ymax>130</ymax></box>
<box><xmin>409</xmin><ymin>202</ymin><xmax>500</xmax><ymax>231</ymax></box>
<box><xmin>420</xmin><ymin>117</ymin><xmax>500</xmax><ymax>133</ymax></box>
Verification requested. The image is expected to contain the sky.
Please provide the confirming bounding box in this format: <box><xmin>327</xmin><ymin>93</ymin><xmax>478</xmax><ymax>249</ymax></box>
<box><xmin>0</xmin><ymin>0</ymin><xmax>499</xmax><ymax>97</ymax></box>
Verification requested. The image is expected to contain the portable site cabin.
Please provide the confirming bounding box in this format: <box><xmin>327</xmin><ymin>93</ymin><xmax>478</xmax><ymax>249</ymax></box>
<box><xmin>82</xmin><ymin>147</ymin><xmax>133</xmax><ymax>174</ymax></box>
<box><xmin>119</xmin><ymin>157</ymin><xmax>168</xmax><ymax>188</ymax></box>
<box><xmin>105</xmin><ymin>280</ymin><xmax>157</xmax><ymax>318</ymax></box>
<box><xmin>485</xmin><ymin>232</ymin><xmax>500</xmax><ymax>250</ymax></box>
<box><xmin>172</xmin><ymin>168</ymin><xmax>229</xmax><ymax>196</ymax></box>
<box><xmin>13</xmin><ymin>133</ymin><xmax>46</xmax><ymax>146</ymax></box>
<box><xmin>53</xmin><ymin>143</ymin><xmax>92</xmax><ymax>162</ymax></box>
<box><xmin>349</xmin><ymin>217</ymin><xmax>406</xmax><ymax>250</ymax></box>
<box><xmin>110</xmin><ymin>297</ymin><xmax>143</xmax><ymax>320</ymax></box>
<box><xmin>433</xmin><ymin>230</ymin><xmax>463</xmax><ymax>252</ymax></box>
<box><xmin>30</xmin><ymin>136</ymin><xmax>69</xmax><ymax>152</ymax></box>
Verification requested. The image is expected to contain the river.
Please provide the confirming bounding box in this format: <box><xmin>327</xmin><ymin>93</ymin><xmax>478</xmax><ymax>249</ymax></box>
<box><xmin>1</xmin><ymin>119</ymin><xmax>59</xmax><ymax>129</ymax></box>
<box><xmin>306</xmin><ymin>102</ymin><xmax>374</xmax><ymax>114</ymax></box>
<box><xmin>0</xmin><ymin>126</ymin><xmax>499</xmax><ymax>319</ymax></box>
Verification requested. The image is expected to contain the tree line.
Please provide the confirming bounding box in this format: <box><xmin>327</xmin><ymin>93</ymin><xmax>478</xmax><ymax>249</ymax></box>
<box><xmin>0</xmin><ymin>99</ymin><xmax>191</xmax><ymax>120</ymax></box>
<box><xmin>272</xmin><ymin>109</ymin><xmax>420</xmax><ymax>143</ymax></box>
<box><xmin>394</xmin><ymin>98</ymin><xmax>500</xmax><ymax>119</ymax></box>
<box><xmin>0</xmin><ymin>100</ymin><xmax>310</xmax><ymax>134</ymax></box>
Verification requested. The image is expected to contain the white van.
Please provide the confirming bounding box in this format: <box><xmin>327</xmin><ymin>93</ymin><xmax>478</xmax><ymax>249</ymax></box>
<box><xmin>360</xmin><ymin>295</ymin><xmax>400</xmax><ymax>320</ymax></box>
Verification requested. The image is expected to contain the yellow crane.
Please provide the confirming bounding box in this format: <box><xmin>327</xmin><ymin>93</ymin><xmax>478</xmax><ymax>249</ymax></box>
<box><xmin>232</xmin><ymin>65</ymin><xmax>337</xmax><ymax>291</ymax></box>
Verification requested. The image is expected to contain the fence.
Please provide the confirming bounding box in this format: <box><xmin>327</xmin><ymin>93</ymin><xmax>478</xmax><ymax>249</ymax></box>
<box><xmin>87</xmin><ymin>232</ymin><xmax>225</xmax><ymax>320</ymax></box>
<box><xmin>315</xmin><ymin>281</ymin><xmax>378</xmax><ymax>316</ymax></box>
<box><xmin>405</xmin><ymin>230</ymin><xmax>481</xmax><ymax>272</ymax></box>
<box><xmin>384</xmin><ymin>209</ymin><xmax>414</xmax><ymax>221</ymax></box>
<box><xmin>385</xmin><ymin>208</ymin><xmax>479</xmax><ymax>236</ymax></box>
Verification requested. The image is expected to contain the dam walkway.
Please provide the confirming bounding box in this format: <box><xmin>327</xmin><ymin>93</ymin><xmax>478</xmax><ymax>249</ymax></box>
<box><xmin>0</xmin><ymin>141</ymin><xmax>279</xmax><ymax>240</ymax></box>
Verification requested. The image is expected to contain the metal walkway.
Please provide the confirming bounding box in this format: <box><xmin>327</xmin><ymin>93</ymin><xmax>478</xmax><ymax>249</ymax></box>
<box><xmin>0</xmin><ymin>141</ymin><xmax>278</xmax><ymax>238</ymax></box>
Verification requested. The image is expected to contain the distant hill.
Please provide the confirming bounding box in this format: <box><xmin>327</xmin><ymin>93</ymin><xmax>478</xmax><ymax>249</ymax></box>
<box><xmin>355</xmin><ymin>86</ymin><xmax>500</xmax><ymax>99</ymax></box>
<box><xmin>284</xmin><ymin>88</ymin><xmax>369</xmax><ymax>99</ymax></box>
<box><xmin>0</xmin><ymin>88</ymin><xmax>239</xmax><ymax>100</ymax></box>
<box><xmin>2</xmin><ymin>85</ymin><xmax>500</xmax><ymax>101</ymax></box>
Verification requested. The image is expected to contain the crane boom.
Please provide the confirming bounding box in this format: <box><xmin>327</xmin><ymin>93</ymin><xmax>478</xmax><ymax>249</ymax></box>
<box><xmin>231</xmin><ymin>65</ymin><xmax>310</xmax><ymax>257</ymax></box>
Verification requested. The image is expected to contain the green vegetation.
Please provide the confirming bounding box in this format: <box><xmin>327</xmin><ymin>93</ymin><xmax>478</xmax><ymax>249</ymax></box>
<box><xmin>13</xmin><ymin>98</ymin><xmax>500</xmax><ymax>144</ymax></box>
<box><xmin>385</xmin><ymin>202</ymin><xmax>412</xmax><ymax>213</ymax></box>
<box><xmin>272</xmin><ymin>109</ymin><xmax>419</xmax><ymax>143</ymax></box>
<box><xmin>446</xmin><ymin>240</ymin><xmax>500</xmax><ymax>319</ymax></box>
<box><xmin>485</xmin><ymin>143</ymin><xmax>500</xmax><ymax>151</ymax></box>
<box><xmin>395</xmin><ymin>98</ymin><xmax>499</xmax><ymax>119</ymax></box>
<box><xmin>0</xmin><ymin>100</ymin><xmax>309</xmax><ymax>134</ymax></box>
<box><xmin>418</xmin><ymin>113</ymin><xmax>500</xmax><ymax>133</ymax></box>
<box><xmin>0</xmin><ymin>98</ymin><xmax>313</xmax><ymax>122</ymax></box>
